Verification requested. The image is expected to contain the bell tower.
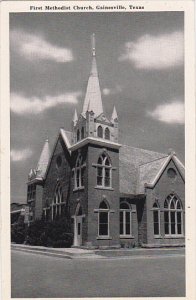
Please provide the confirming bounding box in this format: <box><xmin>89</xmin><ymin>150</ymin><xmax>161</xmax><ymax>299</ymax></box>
<box><xmin>69</xmin><ymin>35</ymin><xmax>121</xmax><ymax>248</ymax></box>
<box><xmin>72</xmin><ymin>34</ymin><xmax>118</xmax><ymax>144</ymax></box>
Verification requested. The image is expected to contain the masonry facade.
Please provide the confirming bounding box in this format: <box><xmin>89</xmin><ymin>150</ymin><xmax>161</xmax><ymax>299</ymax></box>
<box><xmin>27</xmin><ymin>35</ymin><xmax>185</xmax><ymax>248</ymax></box>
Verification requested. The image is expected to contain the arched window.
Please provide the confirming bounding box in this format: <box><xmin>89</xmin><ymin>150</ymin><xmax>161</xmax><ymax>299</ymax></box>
<box><xmin>74</xmin><ymin>154</ymin><xmax>85</xmax><ymax>190</ymax></box>
<box><xmin>152</xmin><ymin>202</ymin><xmax>160</xmax><ymax>236</ymax></box>
<box><xmin>51</xmin><ymin>183</ymin><xmax>65</xmax><ymax>220</ymax></box>
<box><xmin>97</xmin><ymin>153</ymin><xmax>112</xmax><ymax>187</ymax></box>
<box><xmin>164</xmin><ymin>194</ymin><xmax>183</xmax><ymax>236</ymax></box>
<box><xmin>98</xmin><ymin>200</ymin><xmax>110</xmax><ymax>237</ymax></box>
<box><xmin>81</xmin><ymin>127</ymin><xmax>85</xmax><ymax>139</ymax></box>
<box><xmin>77</xmin><ymin>129</ymin><xmax>80</xmax><ymax>142</ymax></box>
<box><xmin>97</xmin><ymin>126</ymin><xmax>103</xmax><ymax>138</ymax></box>
<box><xmin>105</xmin><ymin>127</ymin><xmax>110</xmax><ymax>140</ymax></box>
<box><xmin>120</xmin><ymin>202</ymin><xmax>132</xmax><ymax>237</ymax></box>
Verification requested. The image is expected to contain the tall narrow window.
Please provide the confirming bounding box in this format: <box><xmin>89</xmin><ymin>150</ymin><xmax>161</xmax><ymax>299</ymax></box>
<box><xmin>152</xmin><ymin>202</ymin><xmax>160</xmax><ymax>236</ymax></box>
<box><xmin>105</xmin><ymin>127</ymin><xmax>110</xmax><ymax>140</ymax></box>
<box><xmin>27</xmin><ymin>184</ymin><xmax>36</xmax><ymax>202</ymax></box>
<box><xmin>77</xmin><ymin>129</ymin><xmax>80</xmax><ymax>142</ymax></box>
<box><xmin>164</xmin><ymin>194</ymin><xmax>183</xmax><ymax>236</ymax></box>
<box><xmin>97</xmin><ymin>126</ymin><xmax>103</xmax><ymax>138</ymax></box>
<box><xmin>120</xmin><ymin>202</ymin><xmax>132</xmax><ymax>237</ymax></box>
<box><xmin>81</xmin><ymin>127</ymin><xmax>85</xmax><ymax>139</ymax></box>
<box><xmin>98</xmin><ymin>201</ymin><xmax>110</xmax><ymax>237</ymax></box>
<box><xmin>51</xmin><ymin>183</ymin><xmax>65</xmax><ymax>220</ymax></box>
<box><xmin>74</xmin><ymin>154</ymin><xmax>85</xmax><ymax>190</ymax></box>
<box><xmin>96</xmin><ymin>153</ymin><xmax>112</xmax><ymax>188</ymax></box>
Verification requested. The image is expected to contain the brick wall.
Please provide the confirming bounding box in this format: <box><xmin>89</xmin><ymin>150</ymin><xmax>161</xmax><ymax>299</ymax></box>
<box><xmin>69</xmin><ymin>145</ymin><xmax>89</xmax><ymax>244</ymax></box>
<box><xmin>145</xmin><ymin>159</ymin><xmax>185</xmax><ymax>246</ymax></box>
<box><xmin>34</xmin><ymin>184</ymin><xmax>43</xmax><ymax>220</ymax></box>
<box><xmin>87</xmin><ymin>144</ymin><xmax>120</xmax><ymax>247</ymax></box>
<box><xmin>42</xmin><ymin>136</ymin><xmax>72</xmax><ymax>224</ymax></box>
<box><xmin>137</xmin><ymin>198</ymin><xmax>147</xmax><ymax>245</ymax></box>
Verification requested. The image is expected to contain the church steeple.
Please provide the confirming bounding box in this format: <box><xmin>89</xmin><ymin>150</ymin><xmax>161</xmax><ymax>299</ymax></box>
<box><xmin>82</xmin><ymin>34</ymin><xmax>103</xmax><ymax>117</ymax></box>
<box><xmin>72</xmin><ymin>35</ymin><xmax>118</xmax><ymax>145</ymax></box>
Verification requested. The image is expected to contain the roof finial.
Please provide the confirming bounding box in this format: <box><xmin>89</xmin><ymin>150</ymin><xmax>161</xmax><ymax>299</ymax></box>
<box><xmin>72</xmin><ymin>108</ymin><xmax>78</xmax><ymax>126</ymax></box>
<box><xmin>111</xmin><ymin>106</ymin><xmax>118</xmax><ymax>123</ymax></box>
<box><xmin>91</xmin><ymin>33</ymin><xmax>96</xmax><ymax>57</ymax></box>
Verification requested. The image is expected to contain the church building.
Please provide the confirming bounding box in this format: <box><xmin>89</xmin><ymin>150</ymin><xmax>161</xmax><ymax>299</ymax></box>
<box><xmin>27</xmin><ymin>35</ymin><xmax>185</xmax><ymax>248</ymax></box>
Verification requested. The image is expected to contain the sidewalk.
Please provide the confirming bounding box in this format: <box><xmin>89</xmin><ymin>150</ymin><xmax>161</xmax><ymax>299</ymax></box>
<box><xmin>11</xmin><ymin>243</ymin><xmax>102</xmax><ymax>259</ymax></box>
<box><xmin>11</xmin><ymin>243</ymin><xmax>185</xmax><ymax>260</ymax></box>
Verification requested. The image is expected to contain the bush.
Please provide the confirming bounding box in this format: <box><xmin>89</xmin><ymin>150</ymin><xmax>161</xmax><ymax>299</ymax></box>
<box><xmin>25</xmin><ymin>217</ymin><xmax>73</xmax><ymax>248</ymax></box>
<box><xmin>26</xmin><ymin>219</ymin><xmax>46</xmax><ymax>245</ymax></box>
<box><xmin>11</xmin><ymin>222</ymin><xmax>26</xmax><ymax>244</ymax></box>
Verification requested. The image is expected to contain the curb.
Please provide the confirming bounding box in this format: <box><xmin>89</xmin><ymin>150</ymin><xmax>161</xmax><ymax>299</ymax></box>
<box><xmin>11</xmin><ymin>244</ymin><xmax>103</xmax><ymax>260</ymax></box>
<box><xmin>12</xmin><ymin>246</ymin><xmax>73</xmax><ymax>259</ymax></box>
<box><xmin>11</xmin><ymin>244</ymin><xmax>185</xmax><ymax>260</ymax></box>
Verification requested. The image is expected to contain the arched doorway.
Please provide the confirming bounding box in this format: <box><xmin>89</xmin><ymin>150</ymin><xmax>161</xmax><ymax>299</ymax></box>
<box><xmin>73</xmin><ymin>204</ymin><xmax>85</xmax><ymax>247</ymax></box>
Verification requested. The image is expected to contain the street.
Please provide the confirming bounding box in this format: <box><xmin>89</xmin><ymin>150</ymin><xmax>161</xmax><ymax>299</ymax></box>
<box><xmin>12</xmin><ymin>250</ymin><xmax>185</xmax><ymax>298</ymax></box>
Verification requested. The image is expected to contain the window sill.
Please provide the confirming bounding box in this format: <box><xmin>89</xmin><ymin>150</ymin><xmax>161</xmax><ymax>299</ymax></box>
<box><xmin>96</xmin><ymin>236</ymin><xmax>112</xmax><ymax>240</ymax></box>
<box><xmin>120</xmin><ymin>235</ymin><xmax>134</xmax><ymax>239</ymax></box>
<box><xmin>94</xmin><ymin>186</ymin><xmax>114</xmax><ymax>191</ymax></box>
<box><xmin>154</xmin><ymin>235</ymin><xmax>162</xmax><ymax>239</ymax></box>
<box><xmin>73</xmin><ymin>187</ymin><xmax>84</xmax><ymax>192</ymax></box>
<box><xmin>164</xmin><ymin>235</ymin><xmax>184</xmax><ymax>239</ymax></box>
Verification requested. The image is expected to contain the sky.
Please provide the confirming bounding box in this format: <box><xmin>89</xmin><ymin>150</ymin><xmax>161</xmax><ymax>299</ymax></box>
<box><xmin>10</xmin><ymin>12</ymin><xmax>184</xmax><ymax>203</ymax></box>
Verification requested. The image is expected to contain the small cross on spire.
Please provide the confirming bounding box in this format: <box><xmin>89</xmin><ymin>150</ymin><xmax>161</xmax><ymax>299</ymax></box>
<box><xmin>91</xmin><ymin>33</ymin><xmax>96</xmax><ymax>57</ymax></box>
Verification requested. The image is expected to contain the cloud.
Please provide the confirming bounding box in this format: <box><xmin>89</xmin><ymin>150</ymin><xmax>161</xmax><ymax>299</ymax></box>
<box><xmin>119</xmin><ymin>31</ymin><xmax>183</xmax><ymax>69</ymax></box>
<box><xmin>11</xmin><ymin>30</ymin><xmax>73</xmax><ymax>63</ymax></box>
<box><xmin>147</xmin><ymin>100</ymin><xmax>184</xmax><ymax>124</ymax></box>
<box><xmin>11</xmin><ymin>92</ymin><xmax>81</xmax><ymax>114</ymax></box>
<box><xmin>102</xmin><ymin>85</ymin><xmax>122</xmax><ymax>96</ymax></box>
<box><xmin>11</xmin><ymin>149</ymin><xmax>33</xmax><ymax>162</ymax></box>
<box><xmin>102</xmin><ymin>88</ymin><xmax>111</xmax><ymax>96</ymax></box>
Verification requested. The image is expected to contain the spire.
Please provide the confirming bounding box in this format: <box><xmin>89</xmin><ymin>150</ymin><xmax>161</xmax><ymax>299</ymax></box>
<box><xmin>91</xmin><ymin>33</ymin><xmax>96</xmax><ymax>57</ymax></box>
<box><xmin>82</xmin><ymin>34</ymin><xmax>103</xmax><ymax>117</ymax></box>
<box><xmin>36</xmin><ymin>139</ymin><xmax>50</xmax><ymax>178</ymax></box>
<box><xmin>72</xmin><ymin>109</ymin><xmax>78</xmax><ymax>126</ymax></box>
<box><xmin>111</xmin><ymin>106</ymin><xmax>118</xmax><ymax>123</ymax></box>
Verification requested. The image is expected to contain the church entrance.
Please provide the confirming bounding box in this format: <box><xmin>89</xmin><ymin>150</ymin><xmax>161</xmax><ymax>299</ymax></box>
<box><xmin>73</xmin><ymin>204</ymin><xmax>84</xmax><ymax>247</ymax></box>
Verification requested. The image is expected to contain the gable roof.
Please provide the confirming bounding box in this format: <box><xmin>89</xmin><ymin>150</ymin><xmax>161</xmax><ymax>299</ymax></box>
<box><xmin>42</xmin><ymin>129</ymin><xmax>73</xmax><ymax>181</ymax></box>
<box><xmin>137</xmin><ymin>156</ymin><xmax>169</xmax><ymax>194</ymax></box>
<box><xmin>119</xmin><ymin>145</ymin><xmax>185</xmax><ymax>195</ymax></box>
<box><xmin>119</xmin><ymin>145</ymin><xmax>167</xmax><ymax>195</ymax></box>
<box><xmin>33</xmin><ymin>129</ymin><xmax>184</xmax><ymax>197</ymax></box>
<box><xmin>137</xmin><ymin>153</ymin><xmax>185</xmax><ymax>194</ymax></box>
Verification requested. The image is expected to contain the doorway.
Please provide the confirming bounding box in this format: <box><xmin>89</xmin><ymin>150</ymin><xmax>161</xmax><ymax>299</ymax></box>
<box><xmin>73</xmin><ymin>204</ymin><xmax>84</xmax><ymax>247</ymax></box>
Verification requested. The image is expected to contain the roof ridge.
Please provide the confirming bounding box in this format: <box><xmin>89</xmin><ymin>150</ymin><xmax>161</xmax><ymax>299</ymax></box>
<box><xmin>139</xmin><ymin>155</ymin><xmax>168</xmax><ymax>167</ymax></box>
<box><xmin>121</xmin><ymin>143</ymin><xmax>166</xmax><ymax>156</ymax></box>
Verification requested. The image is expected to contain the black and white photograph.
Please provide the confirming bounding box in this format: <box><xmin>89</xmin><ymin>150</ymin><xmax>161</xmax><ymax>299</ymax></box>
<box><xmin>0</xmin><ymin>1</ymin><xmax>195</xmax><ymax>299</ymax></box>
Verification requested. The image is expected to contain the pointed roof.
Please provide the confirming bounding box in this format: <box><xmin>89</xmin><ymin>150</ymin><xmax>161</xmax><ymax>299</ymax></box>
<box><xmin>118</xmin><ymin>144</ymin><xmax>184</xmax><ymax>195</ymax></box>
<box><xmin>82</xmin><ymin>34</ymin><xmax>103</xmax><ymax>117</ymax></box>
<box><xmin>35</xmin><ymin>139</ymin><xmax>50</xmax><ymax>179</ymax></box>
<box><xmin>137</xmin><ymin>153</ymin><xmax>185</xmax><ymax>194</ymax></box>
<box><xmin>119</xmin><ymin>145</ymin><xmax>166</xmax><ymax>195</ymax></box>
<box><xmin>72</xmin><ymin>109</ymin><xmax>78</xmax><ymax>126</ymax></box>
<box><xmin>111</xmin><ymin>106</ymin><xmax>118</xmax><ymax>122</ymax></box>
